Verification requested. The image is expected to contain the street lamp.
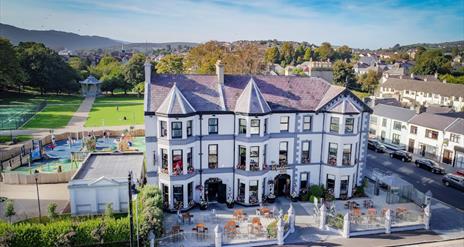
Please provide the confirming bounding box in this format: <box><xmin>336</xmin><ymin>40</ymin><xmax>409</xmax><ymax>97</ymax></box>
<box><xmin>34</xmin><ymin>170</ymin><xmax>42</xmax><ymax>222</ymax></box>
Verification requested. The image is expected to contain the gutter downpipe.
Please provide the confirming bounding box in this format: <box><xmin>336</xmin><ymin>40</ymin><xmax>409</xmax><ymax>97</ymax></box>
<box><xmin>318</xmin><ymin>112</ymin><xmax>325</xmax><ymax>185</ymax></box>
<box><xmin>355</xmin><ymin>112</ymin><xmax>364</xmax><ymax>186</ymax></box>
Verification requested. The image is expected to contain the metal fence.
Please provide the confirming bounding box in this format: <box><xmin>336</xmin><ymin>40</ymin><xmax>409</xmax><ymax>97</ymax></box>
<box><xmin>0</xmin><ymin>101</ymin><xmax>47</xmax><ymax>130</ymax></box>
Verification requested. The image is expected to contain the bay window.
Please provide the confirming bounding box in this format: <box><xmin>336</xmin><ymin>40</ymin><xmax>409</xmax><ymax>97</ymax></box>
<box><xmin>250</xmin><ymin>119</ymin><xmax>260</xmax><ymax>135</ymax></box>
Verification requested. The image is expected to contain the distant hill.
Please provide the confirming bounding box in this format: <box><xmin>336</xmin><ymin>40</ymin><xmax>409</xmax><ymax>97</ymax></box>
<box><xmin>0</xmin><ymin>23</ymin><xmax>125</xmax><ymax>50</ymax></box>
<box><xmin>382</xmin><ymin>41</ymin><xmax>464</xmax><ymax>52</ymax></box>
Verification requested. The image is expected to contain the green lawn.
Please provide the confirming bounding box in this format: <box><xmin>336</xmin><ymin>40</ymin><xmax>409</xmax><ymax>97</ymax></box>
<box><xmin>21</xmin><ymin>96</ymin><xmax>83</xmax><ymax>129</ymax></box>
<box><xmin>0</xmin><ymin>93</ymin><xmax>83</xmax><ymax>129</ymax></box>
<box><xmin>85</xmin><ymin>95</ymin><xmax>144</xmax><ymax>127</ymax></box>
<box><xmin>351</xmin><ymin>90</ymin><xmax>370</xmax><ymax>100</ymax></box>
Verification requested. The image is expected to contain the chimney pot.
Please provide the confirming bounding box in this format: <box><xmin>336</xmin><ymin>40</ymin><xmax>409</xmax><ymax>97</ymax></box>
<box><xmin>144</xmin><ymin>59</ymin><xmax>152</xmax><ymax>84</ymax></box>
<box><xmin>216</xmin><ymin>60</ymin><xmax>224</xmax><ymax>85</ymax></box>
<box><xmin>410</xmin><ymin>73</ymin><xmax>414</xmax><ymax>79</ymax></box>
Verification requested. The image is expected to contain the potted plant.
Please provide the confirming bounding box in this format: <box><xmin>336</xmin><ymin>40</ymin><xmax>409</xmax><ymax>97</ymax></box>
<box><xmin>267</xmin><ymin>193</ymin><xmax>276</xmax><ymax>203</ymax></box>
<box><xmin>226</xmin><ymin>197</ymin><xmax>235</xmax><ymax>208</ymax></box>
<box><xmin>290</xmin><ymin>191</ymin><xmax>299</xmax><ymax>202</ymax></box>
<box><xmin>199</xmin><ymin>198</ymin><xmax>208</xmax><ymax>210</ymax></box>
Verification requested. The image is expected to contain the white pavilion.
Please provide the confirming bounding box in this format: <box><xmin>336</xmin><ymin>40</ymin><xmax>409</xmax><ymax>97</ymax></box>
<box><xmin>79</xmin><ymin>75</ymin><xmax>102</xmax><ymax>97</ymax></box>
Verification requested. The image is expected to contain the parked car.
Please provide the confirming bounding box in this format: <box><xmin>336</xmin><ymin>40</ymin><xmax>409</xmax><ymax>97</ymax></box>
<box><xmin>414</xmin><ymin>159</ymin><xmax>445</xmax><ymax>174</ymax></box>
<box><xmin>454</xmin><ymin>170</ymin><xmax>464</xmax><ymax>177</ymax></box>
<box><xmin>442</xmin><ymin>174</ymin><xmax>464</xmax><ymax>191</ymax></box>
<box><xmin>389</xmin><ymin>150</ymin><xmax>412</xmax><ymax>162</ymax></box>
<box><xmin>368</xmin><ymin>140</ymin><xmax>387</xmax><ymax>153</ymax></box>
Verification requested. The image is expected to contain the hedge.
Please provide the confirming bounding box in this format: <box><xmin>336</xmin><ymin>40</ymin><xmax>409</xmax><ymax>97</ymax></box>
<box><xmin>0</xmin><ymin>217</ymin><xmax>130</xmax><ymax>247</ymax></box>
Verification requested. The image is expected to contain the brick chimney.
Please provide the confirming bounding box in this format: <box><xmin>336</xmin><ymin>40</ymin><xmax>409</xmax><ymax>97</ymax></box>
<box><xmin>144</xmin><ymin>59</ymin><xmax>152</xmax><ymax>84</ymax></box>
<box><xmin>216</xmin><ymin>60</ymin><xmax>224</xmax><ymax>85</ymax></box>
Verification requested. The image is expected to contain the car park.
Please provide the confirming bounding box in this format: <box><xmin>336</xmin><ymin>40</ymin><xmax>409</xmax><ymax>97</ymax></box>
<box><xmin>367</xmin><ymin>140</ymin><xmax>387</xmax><ymax>153</ymax></box>
<box><xmin>442</xmin><ymin>174</ymin><xmax>464</xmax><ymax>191</ymax></box>
<box><xmin>389</xmin><ymin>150</ymin><xmax>412</xmax><ymax>162</ymax></box>
<box><xmin>414</xmin><ymin>159</ymin><xmax>445</xmax><ymax>174</ymax></box>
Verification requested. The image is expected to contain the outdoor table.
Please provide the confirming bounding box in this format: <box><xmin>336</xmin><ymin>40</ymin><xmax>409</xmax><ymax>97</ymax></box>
<box><xmin>182</xmin><ymin>212</ymin><xmax>193</xmax><ymax>224</ymax></box>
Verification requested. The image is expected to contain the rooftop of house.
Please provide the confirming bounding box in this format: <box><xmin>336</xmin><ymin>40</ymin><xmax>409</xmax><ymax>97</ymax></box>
<box><xmin>408</xmin><ymin>112</ymin><xmax>457</xmax><ymax>131</ymax></box>
<box><xmin>445</xmin><ymin>118</ymin><xmax>464</xmax><ymax>135</ymax></box>
<box><xmin>381</xmin><ymin>77</ymin><xmax>464</xmax><ymax>98</ymax></box>
<box><xmin>146</xmin><ymin>74</ymin><xmax>370</xmax><ymax>115</ymax></box>
<box><xmin>372</xmin><ymin>104</ymin><xmax>416</xmax><ymax>122</ymax></box>
<box><xmin>72</xmin><ymin>152</ymin><xmax>144</xmax><ymax>181</ymax></box>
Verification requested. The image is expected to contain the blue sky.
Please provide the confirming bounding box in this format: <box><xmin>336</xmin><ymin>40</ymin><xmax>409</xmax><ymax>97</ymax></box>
<box><xmin>1</xmin><ymin>0</ymin><xmax>463</xmax><ymax>49</ymax></box>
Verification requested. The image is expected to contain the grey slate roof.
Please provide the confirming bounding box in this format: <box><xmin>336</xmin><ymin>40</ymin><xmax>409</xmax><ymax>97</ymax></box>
<box><xmin>79</xmin><ymin>75</ymin><xmax>101</xmax><ymax>84</ymax></box>
<box><xmin>445</xmin><ymin>118</ymin><xmax>464</xmax><ymax>135</ymax></box>
<box><xmin>382</xmin><ymin>78</ymin><xmax>464</xmax><ymax>98</ymax></box>
<box><xmin>156</xmin><ymin>83</ymin><xmax>195</xmax><ymax>115</ymax></box>
<box><xmin>73</xmin><ymin>152</ymin><xmax>144</xmax><ymax>181</ymax></box>
<box><xmin>330</xmin><ymin>100</ymin><xmax>360</xmax><ymax>114</ymax></box>
<box><xmin>234</xmin><ymin>78</ymin><xmax>271</xmax><ymax>114</ymax></box>
<box><xmin>408</xmin><ymin>112</ymin><xmax>457</xmax><ymax>131</ymax></box>
<box><xmin>147</xmin><ymin>74</ymin><xmax>358</xmax><ymax>113</ymax></box>
<box><xmin>372</xmin><ymin>104</ymin><xmax>416</xmax><ymax>122</ymax></box>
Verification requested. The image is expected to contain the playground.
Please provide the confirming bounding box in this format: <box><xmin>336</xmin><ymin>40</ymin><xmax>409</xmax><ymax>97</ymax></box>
<box><xmin>1</xmin><ymin>130</ymin><xmax>145</xmax><ymax>182</ymax></box>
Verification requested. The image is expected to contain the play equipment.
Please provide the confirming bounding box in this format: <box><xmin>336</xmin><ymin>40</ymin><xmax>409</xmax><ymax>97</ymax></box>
<box><xmin>116</xmin><ymin>130</ymin><xmax>138</xmax><ymax>152</ymax></box>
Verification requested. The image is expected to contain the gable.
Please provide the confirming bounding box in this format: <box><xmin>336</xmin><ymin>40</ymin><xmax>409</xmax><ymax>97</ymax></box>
<box><xmin>320</xmin><ymin>90</ymin><xmax>371</xmax><ymax>114</ymax></box>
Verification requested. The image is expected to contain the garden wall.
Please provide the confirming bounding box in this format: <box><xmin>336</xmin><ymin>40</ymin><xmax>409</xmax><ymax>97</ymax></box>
<box><xmin>1</xmin><ymin>170</ymin><xmax>76</xmax><ymax>184</ymax></box>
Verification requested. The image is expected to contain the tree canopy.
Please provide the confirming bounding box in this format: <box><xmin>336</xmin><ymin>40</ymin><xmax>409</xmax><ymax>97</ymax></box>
<box><xmin>0</xmin><ymin>38</ymin><xmax>24</xmax><ymax>90</ymax></box>
<box><xmin>332</xmin><ymin>60</ymin><xmax>356</xmax><ymax>88</ymax></box>
<box><xmin>412</xmin><ymin>49</ymin><xmax>452</xmax><ymax>75</ymax></box>
<box><xmin>156</xmin><ymin>54</ymin><xmax>184</xmax><ymax>74</ymax></box>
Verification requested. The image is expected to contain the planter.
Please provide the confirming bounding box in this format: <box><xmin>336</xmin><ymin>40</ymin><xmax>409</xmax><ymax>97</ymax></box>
<box><xmin>267</xmin><ymin>196</ymin><xmax>276</xmax><ymax>203</ymax></box>
<box><xmin>199</xmin><ymin>201</ymin><xmax>208</xmax><ymax>210</ymax></box>
<box><xmin>226</xmin><ymin>202</ymin><xmax>235</xmax><ymax>208</ymax></box>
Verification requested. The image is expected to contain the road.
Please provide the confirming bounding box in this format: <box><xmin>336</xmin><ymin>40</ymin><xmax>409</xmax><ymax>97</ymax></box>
<box><xmin>366</xmin><ymin>150</ymin><xmax>464</xmax><ymax>210</ymax></box>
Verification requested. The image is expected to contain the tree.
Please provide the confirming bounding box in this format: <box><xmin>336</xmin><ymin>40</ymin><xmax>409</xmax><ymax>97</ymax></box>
<box><xmin>336</xmin><ymin>45</ymin><xmax>352</xmax><ymax>61</ymax></box>
<box><xmin>68</xmin><ymin>57</ymin><xmax>89</xmax><ymax>79</ymax></box>
<box><xmin>223</xmin><ymin>44</ymin><xmax>265</xmax><ymax>74</ymax></box>
<box><xmin>358</xmin><ymin>70</ymin><xmax>381</xmax><ymax>93</ymax></box>
<box><xmin>292</xmin><ymin>67</ymin><xmax>307</xmax><ymax>76</ymax></box>
<box><xmin>16</xmin><ymin>42</ymin><xmax>79</xmax><ymax>94</ymax></box>
<box><xmin>47</xmin><ymin>202</ymin><xmax>58</xmax><ymax>220</ymax></box>
<box><xmin>332</xmin><ymin>60</ymin><xmax>356</xmax><ymax>88</ymax></box>
<box><xmin>156</xmin><ymin>54</ymin><xmax>184</xmax><ymax>74</ymax></box>
<box><xmin>264</xmin><ymin>46</ymin><xmax>281</xmax><ymax>64</ymax></box>
<box><xmin>0</xmin><ymin>38</ymin><xmax>24</xmax><ymax>91</ymax></box>
<box><xmin>280</xmin><ymin>42</ymin><xmax>294</xmax><ymax>66</ymax></box>
<box><xmin>133</xmin><ymin>82</ymin><xmax>145</xmax><ymax>97</ymax></box>
<box><xmin>3</xmin><ymin>199</ymin><xmax>15</xmax><ymax>223</ymax></box>
<box><xmin>184</xmin><ymin>41</ymin><xmax>225</xmax><ymax>74</ymax></box>
<box><xmin>315</xmin><ymin>42</ymin><xmax>334</xmax><ymax>61</ymax></box>
<box><xmin>124</xmin><ymin>53</ymin><xmax>146</xmax><ymax>89</ymax></box>
<box><xmin>90</xmin><ymin>55</ymin><xmax>127</xmax><ymax>94</ymax></box>
<box><xmin>303</xmin><ymin>47</ymin><xmax>312</xmax><ymax>61</ymax></box>
<box><xmin>294</xmin><ymin>44</ymin><xmax>306</xmax><ymax>64</ymax></box>
<box><xmin>412</xmin><ymin>49</ymin><xmax>452</xmax><ymax>75</ymax></box>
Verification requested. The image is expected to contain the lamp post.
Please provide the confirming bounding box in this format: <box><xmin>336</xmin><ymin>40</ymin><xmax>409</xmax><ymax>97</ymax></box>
<box><xmin>128</xmin><ymin>171</ymin><xmax>135</xmax><ymax>247</ymax></box>
<box><xmin>34</xmin><ymin>170</ymin><xmax>42</xmax><ymax>222</ymax></box>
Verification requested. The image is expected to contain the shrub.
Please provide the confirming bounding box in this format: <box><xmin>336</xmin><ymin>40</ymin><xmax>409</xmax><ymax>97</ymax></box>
<box><xmin>309</xmin><ymin>195</ymin><xmax>319</xmax><ymax>204</ymax></box>
<box><xmin>104</xmin><ymin>203</ymin><xmax>113</xmax><ymax>218</ymax></box>
<box><xmin>300</xmin><ymin>192</ymin><xmax>311</xmax><ymax>201</ymax></box>
<box><xmin>309</xmin><ymin>185</ymin><xmax>324</xmax><ymax>198</ymax></box>
<box><xmin>266</xmin><ymin>220</ymin><xmax>277</xmax><ymax>238</ymax></box>
<box><xmin>47</xmin><ymin>203</ymin><xmax>58</xmax><ymax>220</ymax></box>
<box><xmin>3</xmin><ymin>200</ymin><xmax>15</xmax><ymax>223</ymax></box>
<box><xmin>328</xmin><ymin>214</ymin><xmax>344</xmax><ymax>229</ymax></box>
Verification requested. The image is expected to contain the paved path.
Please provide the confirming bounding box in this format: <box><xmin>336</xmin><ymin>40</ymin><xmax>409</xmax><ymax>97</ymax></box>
<box><xmin>65</xmin><ymin>96</ymin><xmax>95</xmax><ymax>131</ymax></box>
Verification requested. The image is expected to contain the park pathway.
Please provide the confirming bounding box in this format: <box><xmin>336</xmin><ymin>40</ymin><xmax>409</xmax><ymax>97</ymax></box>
<box><xmin>65</xmin><ymin>96</ymin><xmax>95</xmax><ymax>131</ymax></box>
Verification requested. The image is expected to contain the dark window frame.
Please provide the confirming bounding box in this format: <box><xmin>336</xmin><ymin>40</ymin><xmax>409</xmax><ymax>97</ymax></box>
<box><xmin>171</xmin><ymin>122</ymin><xmax>182</xmax><ymax>139</ymax></box>
<box><xmin>208</xmin><ymin>144</ymin><xmax>218</xmax><ymax>168</ymax></box>
<box><xmin>208</xmin><ymin>118</ymin><xmax>218</xmax><ymax>134</ymax></box>
<box><xmin>345</xmin><ymin>118</ymin><xmax>354</xmax><ymax>133</ymax></box>
<box><xmin>250</xmin><ymin>119</ymin><xmax>260</xmax><ymax>135</ymax></box>
<box><xmin>301</xmin><ymin>141</ymin><xmax>311</xmax><ymax>164</ymax></box>
<box><xmin>330</xmin><ymin>117</ymin><xmax>340</xmax><ymax>133</ymax></box>
<box><xmin>239</xmin><ymin>118</ymin><xmax>247</xmax><ymax>134</ymax></box>
<box><xmin>187</xmin><ymin>120</ymin><xmax>193</xmax><ymax>137</ymax></box>
<box><xmin>160</xmin><ymin>121</ymin><xmax>167</xmax><ymax>137</ymax></box>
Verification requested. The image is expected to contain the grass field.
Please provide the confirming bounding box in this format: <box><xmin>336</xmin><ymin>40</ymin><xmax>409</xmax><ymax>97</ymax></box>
<box><xmin>0</xmin><ymin>93</ymin><xmax>83</xmax><ymax>129</ymax></box>
<box><xmin>351</xmin><ymin>90</ymin><xmax>370</xmax><ymax>100</ymax></box>
<box><xmin>85</xmin><ymin>95</ymin><xmax>144</xmax><ymax>127</ymax></box>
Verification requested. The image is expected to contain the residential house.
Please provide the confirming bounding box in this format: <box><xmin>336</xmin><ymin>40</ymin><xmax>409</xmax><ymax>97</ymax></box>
<box><xmin>379</xmin><ymin>76</ymin><xmax>464</xmax><ymax>111</ymax></box>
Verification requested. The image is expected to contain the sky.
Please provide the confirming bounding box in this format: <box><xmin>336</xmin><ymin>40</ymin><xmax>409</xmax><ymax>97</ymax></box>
<box><xmin>1</xmin><ymin>0</ymin><xmax>463</xmax><ymax>49</ymax></box>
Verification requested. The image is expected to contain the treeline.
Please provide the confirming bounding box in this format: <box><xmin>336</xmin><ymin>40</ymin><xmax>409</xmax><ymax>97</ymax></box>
<box><xmin>0</xmin><ymin>38</ymin><xmax>80</xmax><ymax>94</ymax></box>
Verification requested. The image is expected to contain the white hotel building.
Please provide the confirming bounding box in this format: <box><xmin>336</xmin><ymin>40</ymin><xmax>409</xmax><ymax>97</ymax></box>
<box><xmin>143</xmin><ymin>60</ymin><xmax>372</xmax><ymax>210</ymax></box>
